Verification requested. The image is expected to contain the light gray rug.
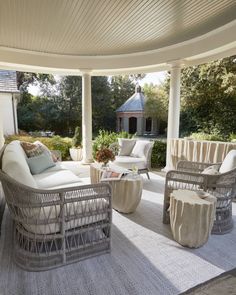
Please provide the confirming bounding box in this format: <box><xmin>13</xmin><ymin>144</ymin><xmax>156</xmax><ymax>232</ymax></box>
<box><xmin>0</xmin><ymin>173</ymin><xmax>236</xmax><ymax>295</ymax></box>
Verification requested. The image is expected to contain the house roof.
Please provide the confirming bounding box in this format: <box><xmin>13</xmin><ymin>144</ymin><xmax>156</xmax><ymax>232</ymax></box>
<box><xmin>0</xmin><ymin>70</ymin><xmax>19</xmax><ymax>93</ymax></box>
<box><xmin>116</xmin><ymin>85</ymin><xmax>146</xmax><ymax>113</ymax></box>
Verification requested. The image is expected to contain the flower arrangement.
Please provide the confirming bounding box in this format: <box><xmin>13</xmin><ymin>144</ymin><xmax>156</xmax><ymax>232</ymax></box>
<box><xmin>96</xmin><ymin>147</ymin><xmax>115</xmax><ymax>166</ymax></box>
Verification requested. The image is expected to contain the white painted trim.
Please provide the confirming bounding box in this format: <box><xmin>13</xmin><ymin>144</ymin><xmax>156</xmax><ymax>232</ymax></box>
<box><xmin>0</xmin><ymin>20</ymin><xmax>235</xmax><ymax>75</ymax></box>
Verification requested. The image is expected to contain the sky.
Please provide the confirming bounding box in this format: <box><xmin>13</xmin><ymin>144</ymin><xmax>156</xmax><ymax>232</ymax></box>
<box><xmin>28</xmin><ymin>71</ymin><xmax>167</xmax><ymax>96</ymax></box>
<box><xmin>139</xmin><ymin>71</ymin><xmax>167</xmax><ymax>86</ymax></box>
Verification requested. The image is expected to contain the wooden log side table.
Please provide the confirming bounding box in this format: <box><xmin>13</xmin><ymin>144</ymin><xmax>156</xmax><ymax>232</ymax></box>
<box><xmin>169</xmin><ymin>189</ymin><xmax>217</xmax><ymax>248</ymax></box>
<box><xmin>90</xmin><ymin>163</ymin><xmax>143</xmax><ymax>213</ymax></box>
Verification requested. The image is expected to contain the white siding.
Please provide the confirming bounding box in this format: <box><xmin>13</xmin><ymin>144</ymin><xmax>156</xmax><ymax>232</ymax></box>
<box><xmin>0</xmin><ymin>93</ymin><xmax>17</xmax><ymax>135</ymax></box>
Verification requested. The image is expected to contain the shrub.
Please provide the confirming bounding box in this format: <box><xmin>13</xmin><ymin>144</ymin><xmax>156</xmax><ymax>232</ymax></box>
<box><xmin>5</xmin><ymin>135</ymin><xmax>72</xmax><ymax>160</ymax></box>
<box><xmin>229</xmin><ymin>133</ymin><xmax>236</xmax><ymax>142</ymax></box>
<box><xmin>92</xmin><ymin>130</ymin><xmax>132</xmax><ymax>158</ymax></box>
<box><xmin>190</xmin><ymin>132</ymin><xmax>225</xmax><ymax>142</ymax></box>
<box><xmin>72</xmin><ymin>126</ymin><xmax>82</xmax><ymax>147</ymax></box>
<box><xmin>151</xmin><ymin>140</ymin><xmax>167</xmax><ymax>168</ymax></box>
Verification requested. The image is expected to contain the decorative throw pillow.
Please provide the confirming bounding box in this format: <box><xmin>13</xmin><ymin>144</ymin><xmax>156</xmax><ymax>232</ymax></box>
<box><xmin>131</xmin><ymin>141</ymin><xmax>151</xmax><ymax>158</ymax></box>
<box><xmin>118</xmin><ymin>138</ymin><xmax>136</xmax><ymax>156</ymax></box>
<box><xmin>219</xmin><ymin>150</ymin><xmax>236</xmax><ymax>173</ymax></box>
<box><xmin>26</xmin><ymin>150</ymin><xmax>56</xmax><ymax>175</ymax></box>
<box><xmin>34</xmin><ymin>140</ymin><xmax>58</xmax><ymax>162</ymax></box>
<box><xmin>201</xmin><ymin>165</ymin><xmax>220</xmax><ymax>175</ymax></box>
<box><xmin>20</xmin><ymin>141</ymin><xmax>44</xmax><ymax>158</ymax></box>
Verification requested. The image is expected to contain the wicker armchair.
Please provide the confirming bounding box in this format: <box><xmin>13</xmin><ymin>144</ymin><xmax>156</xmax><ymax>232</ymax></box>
<box><xmin>0</xmin><ymin>170</ymin><xmax>112</xmax><ymax>271</ymax></box>
<box><xmin>109</xmin><ymin>141</ymin><xmax>154</xmax><ymax>179</ymax></box>
<box><xmin>163</xmin><ymin>160</ymin><xmax>236</xmax><ymax>234</ymax></box>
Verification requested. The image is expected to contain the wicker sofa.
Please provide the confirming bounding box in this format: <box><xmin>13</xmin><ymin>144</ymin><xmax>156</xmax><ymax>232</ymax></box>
<box><xmin>0</xmin><ymin>141</ymin><xmax>112</xmax><ymax>271</ymax></box>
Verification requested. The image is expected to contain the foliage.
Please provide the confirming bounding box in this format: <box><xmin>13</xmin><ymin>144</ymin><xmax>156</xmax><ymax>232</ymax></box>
<box><xmin>72</xmin><ymin>126</ymin><xmax>82</xmax><ymax>147</ymax></box>
<box><xmin>151</xmin><ymin>140</ymin><xmax>167</xmax><ymax>168</ymax></box>
<box><xmin>180</xmin><ymin>55</ymin><xmax>236</xmax><ymax>137</ymax></box>
<box><xmin>17</xmin><ymin>74</ymin><xmax>136</xmax><ymax>137</ymax></box>
<box><xmin>143</xmin><ymin>83</ymin><xmax>168</xmax><ymax>134</ymax></box>
<box><xmin>110</xmin><ymin>75</ymin><xmax>135</xmax><ymax>114</ymax></box>
<box><xmin>129</xmin><ymin>74</ymin><xmax>146</xmax><ymax>83</ymax></box>
<box><xmin>5</xmin><ymin>135</ymin><xmax>72</xmax><ymax>160</ymax></box>
<box><xmin>92</xmin><ymin>130</ymin><xmax>132</xmax><ymax>158</ymax></box>
<box><xmin>95</xmin><ymin>148</ymin><xmax>115</xmax><ymax>165</ymax></box>
<box><xmin>229</xmin><ymin>133</ymin><xmax>236</xmax><ymax>142</ymax></box>
<box><xmin>189</xmin><ymin>131</ymin><xmax>225</xmax><ymax>142</ymax></box>
<box><xmin>143</xmin><ymin>83</ymin><xmax>168</xmax><ymax>120</ymax></box>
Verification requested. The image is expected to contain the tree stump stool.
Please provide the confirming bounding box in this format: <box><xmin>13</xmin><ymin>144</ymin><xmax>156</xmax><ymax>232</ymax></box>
<box><xmin>169</xmin><ymin>189</ymin><xmax>216</xmax><ymax>248</ymax></box>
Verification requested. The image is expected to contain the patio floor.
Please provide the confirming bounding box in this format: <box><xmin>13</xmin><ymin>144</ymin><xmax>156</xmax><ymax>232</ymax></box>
<box><xmin>0</xmin><ymin>165</ymin><xmax>235</xmax><ymax>295</ymax></box>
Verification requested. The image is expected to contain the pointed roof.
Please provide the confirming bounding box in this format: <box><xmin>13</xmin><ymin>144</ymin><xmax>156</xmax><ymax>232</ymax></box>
<box><xmin>116</xmin><ymin>85</ymin><xmax>145</xmax><ymax>113</ymax></box>
<box><xmin>0</xmin><ymin>70</ymin><xmax>19</xmax><ymax>93</ymax></box>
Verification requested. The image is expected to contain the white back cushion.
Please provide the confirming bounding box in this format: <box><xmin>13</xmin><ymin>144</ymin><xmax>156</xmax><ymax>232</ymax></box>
<box><xmin>2</xmin><ymin>140</ymin><xmax>37</xmax><ymax>188</ymax></box>
<box><xmin>131</xmin><ymin>141</ymin><xmax>152</xmax><ymax>159</ymax></box>
<box><xmin>118</xmin><ymin>138</ymin><xmax>136</xmax><ymax>156</ymax></box>
<box><xmin>219</xmin><ymin>150</ymin><xmax>236</xmax><ymax>173</ymax></box>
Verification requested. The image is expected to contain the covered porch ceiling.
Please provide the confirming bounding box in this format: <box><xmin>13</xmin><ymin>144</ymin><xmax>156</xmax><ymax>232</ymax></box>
<box><xmin>0</xmin><ymin>0</ymin><xmax>236</xmax><ymax>75</ymax></box>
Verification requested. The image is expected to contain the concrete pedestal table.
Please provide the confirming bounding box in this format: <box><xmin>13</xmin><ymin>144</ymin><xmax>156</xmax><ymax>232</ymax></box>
<box><xmin>90</xmin><ymin>163</ymin><xmax>143</xmax><ymax>213</ymax></box>
<box><xmin>170</xmin><ymin>189</ymin><xmax>216</xmax><ymax>248</ymax></box>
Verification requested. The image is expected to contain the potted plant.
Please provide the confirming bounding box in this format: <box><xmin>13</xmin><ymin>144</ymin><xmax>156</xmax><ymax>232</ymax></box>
<box><xmin>69</xmin><ymin>126</ymin><xmax>83</xmax><ymax>161</ymax></box>
<box><xmin>95</xmin><ymin>147</ymin><xmax>115</xmax><ymax>167</ymax></box>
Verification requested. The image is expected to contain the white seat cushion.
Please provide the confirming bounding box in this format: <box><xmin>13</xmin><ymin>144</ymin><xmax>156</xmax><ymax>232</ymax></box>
<box><xmin>33</xmin><ymin>170</ymin><xmax>81</xmax><ymax>189</ymax></box>
<box><xmin>114</xmin><ymin>156</ymin><xmax>147</xmax><ymax>170</ymax></box>
<box><xmin>219</xmin><ymin>150</ymin><xmax>236</xmax><ymax>173</ymax></box>
<box><xmin>2</xmin><ymin>140</ymin><xmax>37</xmax><ymax>188</ymax></box>
<box><xmin>23</xmin><ymin>197</ymin><xmax>109</xmax><ymax>234</ymax></box>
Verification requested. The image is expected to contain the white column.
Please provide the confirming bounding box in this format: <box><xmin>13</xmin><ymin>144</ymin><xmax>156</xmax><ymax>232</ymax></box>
<box><xmin>82</xmin><ymin>71</ymin><xmax>93</xmax><ymax>164</ymax></box>
<box><xmin>0</xmin><ymin>98</ymin><xmax>4</xmax><ymax>148</ymax></box>
<box><xmin>163</xmin><ymin>63</ymin><xmax>182</xmax><ymax>171</ymax></box>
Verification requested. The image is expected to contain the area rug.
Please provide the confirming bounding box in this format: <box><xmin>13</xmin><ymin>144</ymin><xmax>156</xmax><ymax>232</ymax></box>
<box><xmin>0</xmin><ymin>173</ymin><xmax>236</xmax><ymax>295</ymax></box>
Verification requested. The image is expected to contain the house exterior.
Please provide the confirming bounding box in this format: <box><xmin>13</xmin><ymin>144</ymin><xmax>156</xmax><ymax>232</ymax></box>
<box><xmin>116</xmin><ymin>85</ymin><xmax>158</xmax><ymax>136</ymax></box>
<box><xmin>0</xmin><ymin>70</ymin><xmax>20</xmax><ymax>136</ymax></box>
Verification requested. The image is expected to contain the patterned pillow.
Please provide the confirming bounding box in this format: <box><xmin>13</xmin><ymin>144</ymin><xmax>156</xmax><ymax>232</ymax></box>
<box><xmin>34</xmin><ymin>141</ymin><xmax>58</xmax><ymax>162</ymax></box>
<box><xmin>20</xmin><ymin>141</ymin><xmax>44</xmax><ymax>158</ymax></box>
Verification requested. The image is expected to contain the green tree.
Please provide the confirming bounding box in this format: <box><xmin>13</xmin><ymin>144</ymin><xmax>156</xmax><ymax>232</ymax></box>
<box><xmin>180</xmin><ymin>55</ymin><xmax>236</xmax><ymax>137</ymax></box>
<box><xmin>143</xmin><ymin>83</ymin><xmax>168</xmax><ymax>134</ymax></box>
<box><xmin>110</xmin><ymin>75</ymin><xmax>135</xmax><ymax>111</ymax></box>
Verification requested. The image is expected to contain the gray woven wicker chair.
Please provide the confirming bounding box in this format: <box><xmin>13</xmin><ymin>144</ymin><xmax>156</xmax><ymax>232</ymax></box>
<box><xmin>163</xmin><ymin>160</ymin><xmax>236</xmax><ymax>234</ymax></box>
<box><xmin>0</xmin><ymin>168</ymin><xmax>112</xmax><ymax>271</ymax></box>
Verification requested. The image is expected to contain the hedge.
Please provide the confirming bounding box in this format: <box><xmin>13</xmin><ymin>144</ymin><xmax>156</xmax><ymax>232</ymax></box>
<box><xmin>151</xmin><ymin>140</ymin><xmax>167</xmax><ymax>168</ymax></box>
<box><xmin>5</xmin><ymin>135</ymin><xmax>72</xmax><ymax>160</ymax></box>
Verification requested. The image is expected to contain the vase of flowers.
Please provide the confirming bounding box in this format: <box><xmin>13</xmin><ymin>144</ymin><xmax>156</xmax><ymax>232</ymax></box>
<box><xmin>95</xmin><ymin>147</ymin><xmax>115</xmax><ymax>167</ymax></box>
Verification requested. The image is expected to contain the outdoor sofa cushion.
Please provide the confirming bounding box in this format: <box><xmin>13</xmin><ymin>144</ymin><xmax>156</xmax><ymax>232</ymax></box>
<box><xmin>118</xmin><ymin>138</ymin><xmax>136</xmax><ymax>156</ymax></box>
<box><xmin>2</xmin><ymin>140</ymin><xmax>38</xmax><ymax>188</ymax></box>
<box><xmin>23</xmin><ymin>197</ymin><xmax>109</xmax><ymax>234</ymax></box>
<box><xmin>131</xmin><ymin>140</ymin><xmax>152</xmax><ymax>158</ymax></box>
<box><xmin>27</xmin><ymin>150</ymin><xmax>56</xmax><ymax>175</ymax></box>
<box><xmin>33</xmin><ymin>169</ymin><xmax>81</xmax><ymax>189</ymax></box>
<box><xmin>219</xmin><ymin>149</ymin><xmax>236</xmax><ymax>173</ymax></box>
<box><xmin>202</xmin><ymin>165</ymin><xmax>220</xmax><ymax>175</ymax></box>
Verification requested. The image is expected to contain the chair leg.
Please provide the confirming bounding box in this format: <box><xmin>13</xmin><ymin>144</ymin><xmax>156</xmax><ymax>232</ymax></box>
<box><xmin>146</xmin><ymin>172</ymin><xmax>150</xmax><ymax>180</ymax></box>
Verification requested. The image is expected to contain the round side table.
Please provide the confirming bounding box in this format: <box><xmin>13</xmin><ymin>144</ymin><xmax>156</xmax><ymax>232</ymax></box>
<box><xmin>169</xmin><ymin>189</ymin><xmax>216</xmax><ymax>248</ymax></box>
<box><xmin>90</xmin><ymin>163</ymin><xmax>143</xmax><ymax>213</ymax></box>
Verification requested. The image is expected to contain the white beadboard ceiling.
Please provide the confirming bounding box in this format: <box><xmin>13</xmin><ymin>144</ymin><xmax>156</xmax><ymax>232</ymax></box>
<box><xmin>0</xmin><ymin>0</ymin><xmax>235</xmax><ymax>74</ymax></box>
<box><xmin>0</xmin><ymin>0</ymin><xmax>235</xmax><ymax>56</ymax></box>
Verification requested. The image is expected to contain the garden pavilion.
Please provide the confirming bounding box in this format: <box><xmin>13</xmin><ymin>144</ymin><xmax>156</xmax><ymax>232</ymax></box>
<box><xmin>116</xmin><ymin>85</ymin><xmax>158</xmax><ymax>136</ymax></box>
<box><xmin>0</xmin><ymin>0</ymin><xmax>235</xmax><ymax>170</ymax></box>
